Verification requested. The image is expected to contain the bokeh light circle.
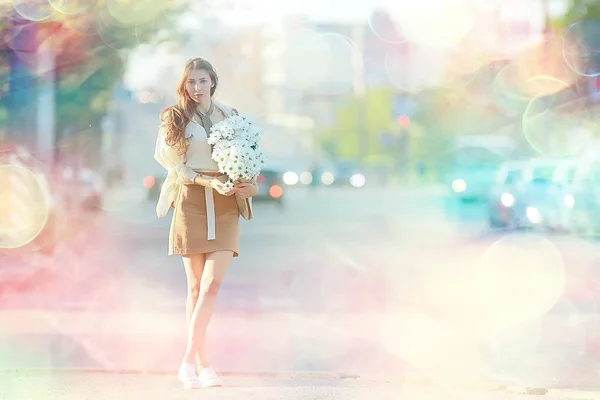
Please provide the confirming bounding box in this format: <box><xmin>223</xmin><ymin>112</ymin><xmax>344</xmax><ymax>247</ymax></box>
<box><xmin>48</xmin><ymin>0</ymin><xmax>93</xmax><ymax>15</ymax></box>
<box><xmin>62</xmin><ymin>11</ymin><xmax>102</xmax><ymax>36</ymax></box>
<box><xmin>0</xmin><ymin>164</ymin><xmax>52</xmax><ymax>249</ymax></box>
<box><xmin>490</xmin><ymin>63</ymin><xmax>576</xmax><ymax>119</ymax></box>
<box><xmin>489</xmin><ymin>63</ymin><xmax>532</xmax><ymax>117</ymax></box>
<box><xmin>524</xmin><ymin>75</ymin><xmax>576</xmax><ymax>98</ymax></box>
<box><xmin>106</xmin><ymin>0</ymin><xmax>168</xmax><ymax>27</ymax></box>
<box><xmin>562</xmin><ymin>20</ymin><xmax>600</xmax><ymax>77</ymax></box>
<box><xmin>97</xmin><ymin>21</ymin><xmax>136</xmax><ymax>52</ymax></box>
<box><xmin>134</xmin><ymin>20</ymin><xmax>158</xmax><ymax>45</ymax></box>
<box><xmin>522</xmin><ymin>88</ymin><xmax>595</xmax><ymax>158</ymax></box>
<box><xmin>368</xmin><ymin>8</ymin><xmax>405</xmax><ymax>43</ymax></box>
<box><xmin>12</xmin><ymin>0</ymin><xmax>54</xmax><ymax>21</ymax></box>
<box><xmin>474</xmin><ymin>233</ymin><xmax>565</xmax><ymax>323</ymax></box>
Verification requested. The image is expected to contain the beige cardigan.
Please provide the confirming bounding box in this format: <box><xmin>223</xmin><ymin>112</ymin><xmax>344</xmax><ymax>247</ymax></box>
<box><xmin>153</xmin><ymin>100</ymin><xmax>253</xmax><ymax>221</ymax></box>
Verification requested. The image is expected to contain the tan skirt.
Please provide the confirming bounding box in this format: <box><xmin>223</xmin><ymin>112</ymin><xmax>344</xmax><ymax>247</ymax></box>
<box><xmin>169</xmin><ymin>182</ymin><xmax>240</xmax><ymax>257</ymax></box>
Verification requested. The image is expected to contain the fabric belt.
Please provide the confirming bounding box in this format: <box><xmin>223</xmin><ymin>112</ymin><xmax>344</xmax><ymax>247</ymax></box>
<box><xmin>194</xmin><ymin>171</ymin><xmax>222</xmax><ymax>241</ymax></box>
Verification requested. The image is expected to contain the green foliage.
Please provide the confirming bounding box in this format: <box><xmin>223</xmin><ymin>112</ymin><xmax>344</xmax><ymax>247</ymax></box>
<box><xmin>1</xmin><ymin>0</ymin><xmax>191</xmax><ymax>138</ymax></box>
<box><xmin>557</xmin><ymin>0</ymin><xmax>600</xmax><ymax>67</ymax></box>
<box><xmin>317</xmin><ymin>87</ymin><xmax>399</xmax><ymax>161</ymax></box>
<box><xmin>52</xmin><ymin>1</ymin><xmax>191</xmax><ymax>133</ymax></box>
<box><xmin>560</xmin><ymin>0</ymin><xmax>600</xmax><ymax>27</ymax></box>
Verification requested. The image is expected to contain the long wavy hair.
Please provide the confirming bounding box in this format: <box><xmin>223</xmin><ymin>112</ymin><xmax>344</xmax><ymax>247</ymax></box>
<box><xmin>160</xmin><ymin>58</ymin><xmax>219</xmax><ymax>153</ymax></box>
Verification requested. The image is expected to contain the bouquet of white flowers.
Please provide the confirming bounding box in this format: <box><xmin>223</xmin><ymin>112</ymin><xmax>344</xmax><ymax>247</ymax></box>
<box><xmin>207</xmin><ymin>114</ymin><xmax>266</xmax><ymax>191</ymax></box>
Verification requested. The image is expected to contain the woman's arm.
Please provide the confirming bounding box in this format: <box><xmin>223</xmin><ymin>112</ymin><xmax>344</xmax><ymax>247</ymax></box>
<box><xmin>192</xmin><ymin>174</ymin><xmax>214</xmax><ymax>187</ymax></box>
<box><xmin>154</xmin><ymin>126</ymin><xmax>200</xmax><ymax>184</ymax></box>
<box><xmin>154</xmin><ymin>126</ymin><xmax>171</xmax><ymax>170</ymax></box>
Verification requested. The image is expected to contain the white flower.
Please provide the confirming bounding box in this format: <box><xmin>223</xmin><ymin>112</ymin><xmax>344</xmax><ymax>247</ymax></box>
<box><xmin>207</xmin><ymin>114</ymin><xmax>267</xmax><ymax>184</ymax></box>
<box><xmin>222</xmin><ymin>180</ymin><xmax>234</xmax><ymax>191</ymax></box>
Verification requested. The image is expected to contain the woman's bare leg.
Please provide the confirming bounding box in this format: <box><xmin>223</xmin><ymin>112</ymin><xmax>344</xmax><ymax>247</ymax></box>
<box><xmin>182</xmin><ymin>254</ymin><xmax>206</xmax><ymax>367</ymax></box>
<box><xmin>182</xmin><ymin>250</ymin><xmax>233</xmax><ymax>365</ymax></box>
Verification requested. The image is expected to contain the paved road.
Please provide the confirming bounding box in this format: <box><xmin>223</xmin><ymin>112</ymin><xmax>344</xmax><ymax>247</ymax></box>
<box><xmin>5</xmin><ymin>371</ymin><xmax>586</xmax><ymax>400</ymax></box>
<box><xmin>3</xmin><ymin>186</ymin><xmax>600</xmax><ymax>389</ymax></box>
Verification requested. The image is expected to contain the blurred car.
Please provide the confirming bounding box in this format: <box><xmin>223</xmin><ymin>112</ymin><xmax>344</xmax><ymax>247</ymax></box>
<box><xmin>332</xmin><ymin>161</ymin><xmax>366</xmax><ymax>188</ymax></box>
<box><xmin>565</xmin><ymin>156</ymin><xmax>600</xmax><ymax>236</ymax></box>
<box><xmin>509</xmin><ymin>158</ymin><xmax>562</xmax><ymax>230</ymax></box>
<box><xmin>144</xmin><ymin>174</ymin><xmax>164</xmax><ymax>200</ymax></box>
<box><xmin>308</xmin><ymin>160</ymin><xmax>366</xmax><ymax>188</ymax></box>
<box><xmin>545</xmin><ymin>159</ymin><xmax>578</xmax><ymax>232</ymax></box>
<box><xmin>255</xmin><ymin>168</ymin><xmax>284</xmax><ymax>206</ymax></box>
<box><xmin>487</xmin><ymin>160</ymin><xmax>525</xmax><ymax>229</ymax></box>
<box><xmin>448</xmin><ymin>135</ymin><xmax>519</xmax><ymax>202</ymax></box>
<box><xmin>0</xmin><ymin>145</ymin><xmax>59</xmax><ymax>254</ymax></box>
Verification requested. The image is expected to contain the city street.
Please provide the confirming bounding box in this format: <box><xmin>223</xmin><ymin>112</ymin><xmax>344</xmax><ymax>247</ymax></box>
<box><xmin>3</xmin><ymin>0</ymin><xmax>600</xmax><ymax>398</ymax></box>
<box><xmin>2</xmin><ymin>185</ymin><xmax>600</xmax><ymax>390</ymax></box>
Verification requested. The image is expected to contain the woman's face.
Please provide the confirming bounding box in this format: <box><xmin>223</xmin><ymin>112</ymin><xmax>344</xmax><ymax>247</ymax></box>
<box><xmin>185</xmin><ymin>68</ymin><xmax>213</xmax><ymax>103</ymax></box>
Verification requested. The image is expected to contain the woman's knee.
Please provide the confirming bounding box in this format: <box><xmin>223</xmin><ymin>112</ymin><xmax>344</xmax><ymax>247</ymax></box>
<box><xmin>199</xmin><ymin>278</ymin><xmax>222</xmax><ymax>298</ymax></box>
<box><xmin>188</xmin><ymin>280</ymin><xmax>200</xmax><ymax>299</ymax></box>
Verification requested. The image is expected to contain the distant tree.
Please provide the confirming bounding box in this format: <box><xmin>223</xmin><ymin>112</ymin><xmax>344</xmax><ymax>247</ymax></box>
<box><xmin>560</xmin><ymin>0</ymin><xmax>600</xmax><ymax>27</ymax></box>
<box><xmin>558</xmin><ymin>0</ymin><xmax>600</xmax><ymax>69</ymax></box>
<box><xmin>1</xmin><ymin>0</ymin><xmax>191</xmax><ymax>148</ymax></box>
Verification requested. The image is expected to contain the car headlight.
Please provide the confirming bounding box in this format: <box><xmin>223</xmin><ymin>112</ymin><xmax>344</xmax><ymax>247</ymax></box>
<box><xmin>526</xmin><ymin>207</ymin><xmax>542</xmax><ymax>224</ymax></box>
<box><xmin>564</xmin><ymin>194</ymin><xmax>575</xmax><ymax>208</ymax></box>
<box><xmin>452</xmin><ymin>179</ymin><xmax>466</xmax><ymax>193</ymax></box>
<box><xmin>501</xmin><ymin>192</ymin><xmax>515</xmax><ymax>207</ymax></box>
<box><xmin>283</xmin><ymin>171</ymin><xmax>299</xmax><ymax>186</ymax></box>
<box><xmin>299</xmin><ymin>171</ymin><xmax>313</xmax><ymax>185</ymax></box>
<box><xmin>349</xmin><ymin>173</ymin><xmax>366</xmax><ymax>188</ymax></box>
<box><xmin>321</xmin><ymin>172</ymin><xmax>335</xmax><ymax>185</ymax></box>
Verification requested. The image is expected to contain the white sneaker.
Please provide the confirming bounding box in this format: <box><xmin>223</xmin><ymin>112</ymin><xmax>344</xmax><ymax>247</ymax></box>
<box><xmin>178</xmin><ymin>362</ymin><xmax>201</xmax><ymax>389</ymax></box>
<box><xmin>198</xmin><ymin>366</ymin><xmax>222</xmax><ymax>388</ymax></box>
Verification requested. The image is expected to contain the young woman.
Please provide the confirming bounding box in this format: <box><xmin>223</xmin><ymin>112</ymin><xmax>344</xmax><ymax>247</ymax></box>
<box><xmin>154</xmin><ymin>57</ymin><xmax>258</xmax><ymax>389</ymax></box>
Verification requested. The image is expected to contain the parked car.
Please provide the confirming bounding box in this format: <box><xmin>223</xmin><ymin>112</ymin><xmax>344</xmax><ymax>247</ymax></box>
<box><xmin>331</xmin><ymin>161</ymin><xmax>366</xmax><ymax>188</ymax></box>
<box><xmin>545</xmin><ymin>159</ymin><xmax>578</xmax><ymax>232</ymax></box>
<box><xmin>255</xmin><ymin>168</ymin><xmax>284</xmax><ymax>206</ymax></box>
<box><xmin>487</xmin><ymin>160</ymin><xmax>526</xmax><ymax>229</ymax></box>
<box><xmin>511</xmin><ymin>158</ymin><xmax>563</xmax><ymax>230</ymax></box>
<box><xmin>144</xmin><ymin>174</ymin><xmax>164</xmax><ymax>200</ymax></box>
<box><xmin>565</xmin><ymin>156</ymin><xmax>600</xmax><ymax>236</ymax></box>
<box><xmin>448</xmin><ymin>135</ymin><xmax>519</xmax><ymax>202</ymax></box>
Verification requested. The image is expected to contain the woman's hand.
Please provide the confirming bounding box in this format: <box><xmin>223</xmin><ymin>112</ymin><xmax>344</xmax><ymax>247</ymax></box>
<box><xmin>234</xmin><ymin>181</ymin><xmax>258</xmax><ymax>199</ymax></box>
<box><xmin>210</xmin><ymin>178</ymin><xmax>237</xmax><ymax>196</ymax></box>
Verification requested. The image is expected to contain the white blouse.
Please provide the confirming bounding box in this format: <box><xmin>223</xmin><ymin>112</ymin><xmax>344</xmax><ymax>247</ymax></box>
<box><xmin>153</xmin><ymin>100</ymin><xmax>235</xmax><ymax>218</ymax></box>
